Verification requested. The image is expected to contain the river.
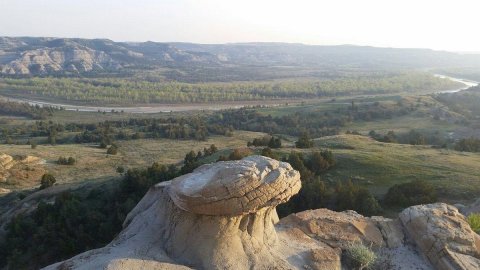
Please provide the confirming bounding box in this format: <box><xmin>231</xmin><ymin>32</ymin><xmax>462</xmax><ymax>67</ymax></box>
<box><xmin>434</xmin><ymin>74</ymin><xmax>479</xmax><ymax>93</ymax></box>
<box><xmin>0</xmin><ymin>97</ymin><xmax>292</xmax><ymax>114</ymax></box>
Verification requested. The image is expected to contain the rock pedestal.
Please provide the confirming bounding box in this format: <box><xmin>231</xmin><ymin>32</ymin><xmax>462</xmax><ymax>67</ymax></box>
<box><xmin>44</xmin><ymin>156</ymin><xmax>302</xmax><ymax>270</ymax></box>
<box><xmin>162</xmin><ymin>156</ymin><xmax>301</xmax><ymax>269</ymax></box>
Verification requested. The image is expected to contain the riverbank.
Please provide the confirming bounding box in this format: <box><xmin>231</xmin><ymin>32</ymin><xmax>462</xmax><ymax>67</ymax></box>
<box><xmin>434</xmin><ymin>74</ymin><xmax>479</xmax><ymax>93</ymax></box>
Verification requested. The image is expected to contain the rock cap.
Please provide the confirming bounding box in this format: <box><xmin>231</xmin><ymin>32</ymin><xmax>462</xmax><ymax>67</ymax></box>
<box><xmin>168</xmin><ymin>155</ymin><xmax>301</xmax><ymax>216</ymax></box>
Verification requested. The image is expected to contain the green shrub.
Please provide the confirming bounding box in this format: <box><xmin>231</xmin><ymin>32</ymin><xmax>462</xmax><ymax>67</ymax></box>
<box><xmin>40</xmin><ymin>173</ymin><xmax>56</xmax><ymax>189</ymax></box>
<box><xmin>467</xmin><ymin>214</ymin><xmax>480</xmax><ymax>234</ymax></box>
<box><xmin>228</xmin><ymin>148</ymin><xmax>253</xmax><ymax>161</ymax></box>
<box><xmin>345</xmin><ymin>243</ymin><xmax>377</xmax><ymax>270</ymax></box>
<box><xmin>261</xmin><ymin>147</ymin><xmax>278</xmax><ymax>159</ymax></box>
<box><xmin>336</xmin><ymin>180</ymin><xmax>382</xmax><ymax>216</ymax></box>
<box><xmin>107</xmin><ymin>145</ymin><xmax>118</xmax><ymax>155</ymax></box>
<box><xmin>99</xmin><ymin>141</ymin><xmax>107</xmax><ymax>149</ymax></box>
<box><xmin>57</xmin><ymin>156</ymin><xmax>76</xmax><ymax>165</ymax></box>
<box><xmin>384</xmin><ymin>180</ymin><xmax>437</xmax><ymax>207</ymax></box>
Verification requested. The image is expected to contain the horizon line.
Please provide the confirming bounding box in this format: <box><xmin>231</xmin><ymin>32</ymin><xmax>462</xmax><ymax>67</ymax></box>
<box><xmin>3</xmin><ymin>35</ymin><xmax>478</xmax><ymax>54</ymax></box>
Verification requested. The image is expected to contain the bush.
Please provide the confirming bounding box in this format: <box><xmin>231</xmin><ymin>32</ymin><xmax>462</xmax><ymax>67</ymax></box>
<box><xmin>57</xmin><ymin>156</ymin><xmax>76</xmax><ymax>165</ymax></box>
<box><xmin>107</xmin><ymin>145</ymin><xmax>118</xmax><ymax>155</ymax></box>
<box><xmin>116</xmin><ymin>166</ymin><xmax>125</xmax><ymax>174</ymax></box>
<box><xmin>99</xmin><ymin>141</ymin><xmax>107</xmax><ymax>149</ymax></box>
<box><xmin>345</xmin><ymin>243</ymin><xmax>377</xmax><ymax>270</ymax></box>
<box><xmin>336</xmin><ymin>180</ymin><xmax>382</xmax><ymax>216</ymax></box>
<box><xmin>384</xmin><ymin>180</ymin><xmax>437</xmax><ymax>207</ymax></box>
<box><xmin>268</xmin><ymin>137</ymin><xmax>282</xmax><ymax>148</ymax></box>
<box><xmin>203</xmin><ymin>144</ymin><xmax>218</xmax><ymax>156</ymax></box>
<box><xmin>40</xmin><ymin>173</ymin><xmax>56</xmax><ymax>189</ymax></box>
<box><xmin>228</xmin><ymin>148</ymin><xmax>253</xmax><ymax>161</ymax></box>
<box><xmin>261</xmin><ymin>147</ymin><xmax>279</xmax><ymax>159</ymax></box>
<box><xmin>467</xmin><ymin>214</ymin><xmax>480</xmax><ymax>234</ymax></box>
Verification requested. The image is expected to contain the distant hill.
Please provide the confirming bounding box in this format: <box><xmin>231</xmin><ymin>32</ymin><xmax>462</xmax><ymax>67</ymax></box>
<box><xmin>1</xmin><ymin>37</ymin><xmax>480</xmax><ymax>76</ymax></box>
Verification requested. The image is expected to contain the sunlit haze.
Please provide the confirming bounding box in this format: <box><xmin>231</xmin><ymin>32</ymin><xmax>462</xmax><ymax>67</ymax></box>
<box><xmin>0</xmin><ymin>0</ymin><xmax>479</xmax><ymax>52</ymax></box>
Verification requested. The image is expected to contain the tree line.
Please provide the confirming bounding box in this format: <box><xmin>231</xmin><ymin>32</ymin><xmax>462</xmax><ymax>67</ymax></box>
<box><xmin>0</xmin><ymin>100</ymin><xmax>60</xmax><ymax>119</ymax></box>
<box><xmin>0</xmin><ymin>73</ymin><xmax>460</xmax><ymax>104</ymax></box>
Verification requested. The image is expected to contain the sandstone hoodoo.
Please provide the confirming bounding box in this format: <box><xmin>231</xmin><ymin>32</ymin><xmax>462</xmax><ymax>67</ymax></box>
<box><xmin>44</xmin><ymin>156</ymin><xmax>303</xmax><ymax>270</ymax></box>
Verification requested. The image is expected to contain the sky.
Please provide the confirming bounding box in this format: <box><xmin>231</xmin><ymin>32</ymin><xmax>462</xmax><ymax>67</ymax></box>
<box><xmin>0</xmin><ymin>0</ymin><xmax>479</xmax><ymax>52</ymax></box>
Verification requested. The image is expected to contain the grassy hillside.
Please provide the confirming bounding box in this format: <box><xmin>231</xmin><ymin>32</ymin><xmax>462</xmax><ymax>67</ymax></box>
<box><xmin>313</xmin><ymin>135</ymin><xmax>480</xmax><ymax>202</ymax></box>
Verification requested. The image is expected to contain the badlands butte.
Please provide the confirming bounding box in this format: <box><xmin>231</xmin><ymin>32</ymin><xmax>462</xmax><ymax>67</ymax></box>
<box><xmin>42</xmin><ymin>156</ymin><xmax>480</xmax><ymax>270</ymax></box>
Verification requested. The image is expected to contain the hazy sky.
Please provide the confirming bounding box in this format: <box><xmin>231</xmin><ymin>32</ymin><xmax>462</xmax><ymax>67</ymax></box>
<box><xmin>1</xmin><ymin>0</ymin><xmax>479</xmax><ymax>52</ymax></box>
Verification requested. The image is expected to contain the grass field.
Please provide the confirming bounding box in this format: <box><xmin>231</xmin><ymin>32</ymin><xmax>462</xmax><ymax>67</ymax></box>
<box><xmin>309</xmin><ymin>134</ymin><xmax>480</xmax><ymax>203</ymax></box>
<box><xmin>0</xmin><ymin>130</ymin><xmax>263</xmax><ymax>190</ymax></box>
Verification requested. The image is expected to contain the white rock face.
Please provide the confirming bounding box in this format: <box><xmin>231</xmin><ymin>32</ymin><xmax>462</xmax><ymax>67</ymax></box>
<box><xmin>0</xmin><ymin>46</ymin><xmax>119</xmax><ymax>75</ymax></box>
<box><xmin>169</xmin><ymin>156</ymin><xmax>301</xmax><ymax>215</ymax></box>
<box><xmin>400</xmin><ymin>203</ymin><xmax>480</xmax><ymax>270</ymax></box>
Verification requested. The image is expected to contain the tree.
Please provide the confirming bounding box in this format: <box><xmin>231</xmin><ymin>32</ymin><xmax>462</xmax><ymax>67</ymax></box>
<box><xmin>382</xmin><ymin>131</ymin><xmax>397</xmax><ymax>143</ymax></box>
<box><xmin>209</xmin><ymin>144</ymin><xmax>218</xmax><ymax>153</ymax></box>
<box><xmin>384</xmin><ymin>180</ymin><xmax>437</xmax><ymax>207</ymax></box>
<box><xmin>268</xmin><ymin>137</ymin><xmax>282</xmax><ymax>148</ymax></box>
<box><xmin>180</xmin><ymin>150</ymin><xmax>199</xmax><ymax>174</ymax></box>
<box><xmin>40</xmin><ymin>173</ymin><xmax>56</xmax><ymax>189</ymax></box>
<box><xmin>296</xmin><ymin>132</ymin><xmax>314</xmax><ymax>148</ymax></box>
<box><xmin>307</xmin><ymin>150</ymin><xmax>335</xmax><ymax>174</ymax></box>
<box><xmin>261</xmin><ymin>147</ymin><xmax>278</xmax><ymax>159</ymax></box>
<box><xmin>286</xmin><ymin>152</ymin><xmax>312</xmax><ymax>179</ymax></box>
<box><xmin>335</xmin><ymin>180</ymin><xmax>381</xmax><ymax>216</ymax></box>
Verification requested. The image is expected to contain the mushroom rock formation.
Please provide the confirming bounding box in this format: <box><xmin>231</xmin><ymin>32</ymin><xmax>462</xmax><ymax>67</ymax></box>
<box><xmin>163</xmin><ymin>156</ymin><xmax>301</xmax><ymax>269</ymax></box>
<box><xmin>44</xmin><ymin>156</ymin><xmax>302</xmax><ymax>270</ymax></box>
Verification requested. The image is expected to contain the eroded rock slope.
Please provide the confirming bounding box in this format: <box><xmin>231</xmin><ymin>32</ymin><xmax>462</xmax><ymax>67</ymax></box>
<box><xmin>43</xmin><ymin>156</ymin><xmax>480</xmax><ymax>270</ymax></box>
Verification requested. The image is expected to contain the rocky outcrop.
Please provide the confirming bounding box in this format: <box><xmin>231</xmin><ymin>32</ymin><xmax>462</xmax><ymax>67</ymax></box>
<box><xmin>168</xmin><ymin>157</ymin><xmax>301</xmax><ymax>215</ymax></box>
<box><xmin>0</xmin><ymin>37</ymin><xmax>220</xmax><ymax>75</ymax></box>
<box><xmin>0</xmin><ymin>46</ymin><xmax>120</xmax><ymax>75</ymax></box>
<box><xmin>42</xmin><ymin>156</ymin><xmax>480</xmax><ymax>270</ymax></box>
<box><xmin>0</xmin><ymin>154</ymin><xmax>44</xmax><ymax>183</ymax></box>
<box><xmin>279</xmin><ymin>208</ymin><xmax>385</xmax><ymax>249</ymax></box>
<box><xmin>0</xmin><ymin>154</ymin><xmax>14</xmax><ymax>181</ymax></box>
<box><xmin>44</xmin><ymin>156</ymin><xmax>303</xmax><ymax>270</ymax></box>
<box><xmin>277</xmin><ymin>208</ymin><xmax>431</xmax><ymax>270</ymax></box>
<box><xmin>400</xmin><ymin>203</ymin><xmax>480</xmax><ymax>270</ymax></box>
